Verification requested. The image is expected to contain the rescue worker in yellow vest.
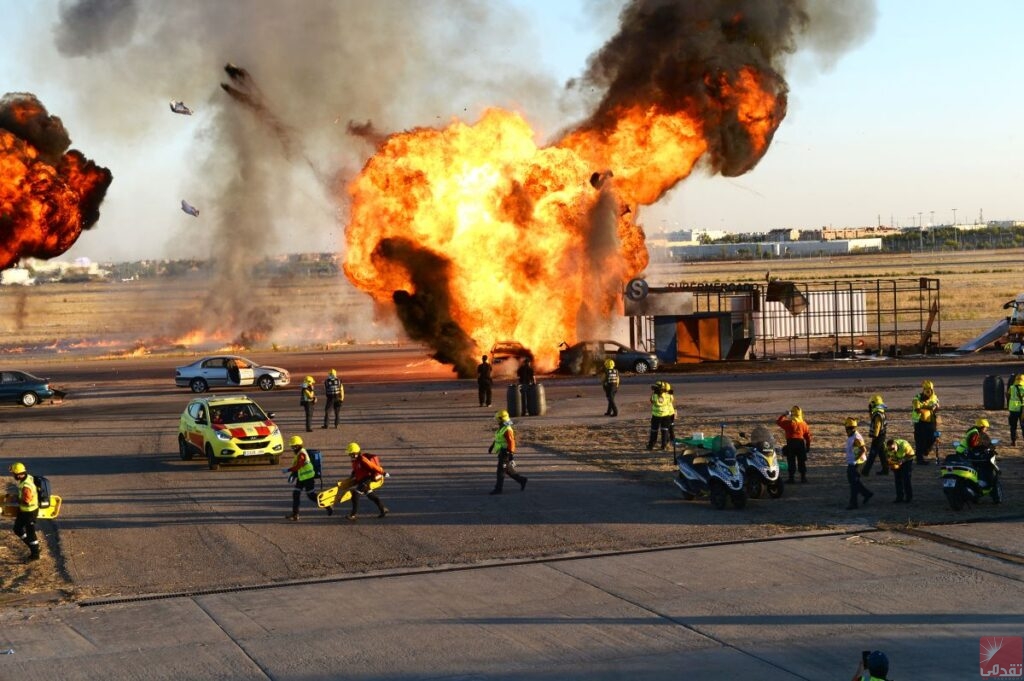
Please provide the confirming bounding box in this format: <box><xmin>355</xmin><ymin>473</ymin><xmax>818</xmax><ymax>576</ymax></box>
<box><xmin>283</xmin><ymin>436</ymin><xmax>319</xmax><ymax>520</ymax></box>
<box><xmin>647</xmin><ymin>381</ymin><xmax>674</xmax><ymax>450</ymax></box>
<box><xmin>885</xmin><ymin>438</ymin><xmax>914</xmax><ymax>503</ymax></box>
<box><xmin>300</xmin><ymin>376</ymin><xmax>316</xmax><ymax>432</ymax></box>
<box><xmin>1008</xmin><ymin>373</ymin><xmax>1024</xmax><ymax>445</ymax></box>
<box><xmin>957</xmin><ymin>418</ymin><xmax>993</xmax><ymax>456</ymax></box>
<box><xmin>860</xmin><ymin>395</ymin><xmax>889</xmax><ymax>475</ymax></box>
<box><xmin>850</xmin><ymin>650</ymin><xmax>890</xmax><ymax>681</ymax></box>
<box><xmin>911</xmin><ymin>380</ymin><xmax>939</xmax><ymax>464</ymax></box>
<box><xmin>601</xmin><ymin>359</ymin><xmax>620</xmax><ymax>417</ymax></box>
<box><xmin>322</xmin><ymin>369</ymin><xmax>344</xmax><ymax>429</ymax></box>
<box><xmin>489</xmin><ymin>409</ymin><xmax>527</xmax><ymax>494</ymax></box>
<box><xmin>844</xmin><ymin>418</ymin><xmax>873</xmax><ymax>510</ymax></box>
<box><xmin>8</xmin><ymin>462</ymin><xmax>40</xmax><ymax>561</ymax></box>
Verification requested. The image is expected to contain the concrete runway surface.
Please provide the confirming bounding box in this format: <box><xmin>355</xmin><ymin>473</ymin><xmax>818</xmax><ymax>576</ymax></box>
<box><xmin>1</xmin><ymin>346</ymin><xmax>1022</xmax><ymax>679</ymax></box>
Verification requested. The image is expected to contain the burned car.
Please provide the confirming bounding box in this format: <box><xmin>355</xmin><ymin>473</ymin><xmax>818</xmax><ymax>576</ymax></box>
<box><xmin>558</xmin><ymin>340</ymin><xmax>658</xmax><ymax>375</ymax></box>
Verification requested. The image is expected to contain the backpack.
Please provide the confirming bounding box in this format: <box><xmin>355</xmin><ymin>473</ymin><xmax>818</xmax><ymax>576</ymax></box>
<box><xmin>34</xmin><ymin>475</ymin><xmax>52</xmax><ymax>509</ymax></box>
<box><xmin>308</xmin><ymin>449</ymin><xmax>323</xmax><ymax>489</ymax></box>
<box><xmin>363</xmin><ymin>453</ymin><xmax>385</xmax><ymax>478</ymax></box>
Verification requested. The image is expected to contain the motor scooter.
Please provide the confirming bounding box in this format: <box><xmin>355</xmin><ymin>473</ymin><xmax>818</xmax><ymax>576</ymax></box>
<box><xmin>940</xmin><ymin>441</ymin><xmax>1002</xmax><ymax>510</ymax></box>
<box><xmin>673</xmin><ymin>433</ymin><xmax>747</xmax><ymax>509</ymax></box>
<box><xmin>736</xmin><ymin>425</ymin><xmax>785</xmax><ymax>499</ymax></box>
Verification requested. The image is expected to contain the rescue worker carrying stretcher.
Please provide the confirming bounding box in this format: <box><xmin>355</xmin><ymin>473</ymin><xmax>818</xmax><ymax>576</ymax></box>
<box><xmin>283</xmin><ymin>436</ymin><xmax>319</xmax><ymax>521</ymax></box>
<box><xmin>340</xmin><ymin>442</ymin><xmax>388</xmax><ymax>521</ymax></box>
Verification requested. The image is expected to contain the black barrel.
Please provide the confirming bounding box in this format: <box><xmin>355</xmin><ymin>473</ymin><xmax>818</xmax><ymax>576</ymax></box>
<box><xmin>983</xmin><ymin>375</ymin><xmax>1005</xmax><ymax>410</ymax></box>
<box><xmin>506</xmin><ymin>384</ymin><xmax>523</xmax><ymax>417</ymax></box>
<box><xmin>524</xmin><ymin>382</ymin><xmax>546</xmax><ymax>416</ymax></box>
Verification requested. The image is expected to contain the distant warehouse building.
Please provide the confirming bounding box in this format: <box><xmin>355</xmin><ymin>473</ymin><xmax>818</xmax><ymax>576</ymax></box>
<box><xmin>669</xmin><ymin>238</ymin><xmax>882</xmax><ymax>261</ymax></box>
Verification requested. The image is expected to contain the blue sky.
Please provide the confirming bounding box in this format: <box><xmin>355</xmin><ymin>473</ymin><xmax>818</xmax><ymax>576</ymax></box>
<box><xmin>2</xmin><ymin>0</ymin><xmax>1022</xmax><ymax>262</ymax></box>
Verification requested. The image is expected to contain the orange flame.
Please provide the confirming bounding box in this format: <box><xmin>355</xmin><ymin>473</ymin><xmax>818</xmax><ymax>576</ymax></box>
<box><xmin>343</xmin><ymin>67</ymin><xmax>780</xmax><ymax>374</ymax></box>
<box><xmin>0</xmin><ymin>94</ymin><xmax>112</xmax><ymax>271</ymax></box>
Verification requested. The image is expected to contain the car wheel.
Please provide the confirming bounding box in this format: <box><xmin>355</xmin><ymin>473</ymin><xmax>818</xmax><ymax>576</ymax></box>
<box><xmin>190</xmin><ymin>378</ymin><xmax>209</xmax><ymax>393</ymax></box>
<box><xmin>767</xmin><ymin>481</ymin><xmax>785</xmax><ymax>498</ymax></box>
<box><xmin>20</xmin><ymin>392</ymin><xmax>39</xmax><ymax>407</ymax></box>
<box><xmin>178</xmin><ymin>435</ymin><xmax>193</xmax><ymax>461</ymax></box>
<box><xmin>746</xmin><ymin>477</ymin><xmax>764</xmax><ymax>499</ymax></box>
<box><xmin>206</xmin><ymin>444</ymin><xmax>219</xmax><ymax>470</ymax></box>
<box><xmin>709</xmin><ymin>481</ymin><xmax>728</xmax><ymax>510</ymax></box>
<box><xmin>633</xmin><ymin>360</ymin><xmax>650</xmax><ymax>374</ymax></box>
<box><xmin>257</xmin><ymin>375</ymin><xmax>275</xmax><ymax>391</ymax></box>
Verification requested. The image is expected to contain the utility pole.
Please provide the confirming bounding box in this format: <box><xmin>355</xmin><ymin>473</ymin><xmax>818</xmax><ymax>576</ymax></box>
<box><xmin>953</xmin><ymin>208</ymin><xmax>958</xmax><ymax>248</ymax></box>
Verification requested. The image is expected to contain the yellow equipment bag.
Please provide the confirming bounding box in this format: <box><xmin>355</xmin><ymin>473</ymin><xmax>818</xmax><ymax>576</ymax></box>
<box><xmin>1</xmin><ymin>494</ymin><xmax>62</xmax><ymax>519</ymax></box>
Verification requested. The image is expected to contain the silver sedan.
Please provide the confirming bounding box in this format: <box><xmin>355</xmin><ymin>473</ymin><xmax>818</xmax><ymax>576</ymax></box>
<box><xmin>174</xmin><ymin>355</ymin><xmax>291</xmax><ymax>393</ymax></box>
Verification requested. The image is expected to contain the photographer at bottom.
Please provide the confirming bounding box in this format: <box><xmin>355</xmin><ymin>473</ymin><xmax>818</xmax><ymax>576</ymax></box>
<box><xmin>851</xmin><ymin>650</ymin><xmax>890</xmax><ymax>681</ymax></box>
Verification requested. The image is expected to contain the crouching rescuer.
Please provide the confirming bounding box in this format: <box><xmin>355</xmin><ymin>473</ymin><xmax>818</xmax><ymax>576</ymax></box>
<box><xmin>8</xmin><ymin>462</ymin><xmax>41</xmax><ymax>561</ymax></box>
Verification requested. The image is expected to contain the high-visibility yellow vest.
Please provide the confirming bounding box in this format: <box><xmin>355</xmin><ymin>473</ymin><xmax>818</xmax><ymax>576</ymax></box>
<box><xmin>17</xmin><ymin>476</ymin><xmax>39</xmax><ymax>512</ymax></box>
<box><xmin>293</xmin><ymin>449</ymin><xmax>316</xmax><ymax>481</ymax></box>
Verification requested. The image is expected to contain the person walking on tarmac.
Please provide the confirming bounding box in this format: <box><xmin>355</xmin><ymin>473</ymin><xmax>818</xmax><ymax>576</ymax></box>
<box><xmin>601</xmin><ymin>359</ymin><xmax>620</xmax><ymax>416</ymax></box>
<box><xmin>8</xmin><ymin>462</ymin><xmax>41</xmax><ymax>561</ymax></box>
<box><xmin>342</xmin><ymin>442</ymin><xmax>388</xmax><ymax>521</ymax></box>
<box><xmin>283</xmin><ymin>436</ymin><xmax>320</xmax><ymax>520</ymax></box>
<box><xmin>300</xmin><ymin>376</ymin><xmax>316</xmax><ymax>432</ymax></box>
<box><xmin>322</xmin><ymin>369</ymin><xmax>344</xmax><ymax>429</ymax></box>
<box><xmin>885</xmin><ymin>438</ymin><xmax>915</xmax><ymax>503</ymax></box>
<box><xmin>646</xmin><ymin>381</ymin><xmax>674</xmax><ymax>450</ymax></box>
<box><xmin>490</xmin><ymin>409</ymin><xmax>527</xmax><ymax>494</ymax></box>
<box><xmin>1008</xmin><ymin>373</ymin><xmax>1024</xmax><ymax>445</ymax></box>
<box><xmin>911</xmin><ymin>380</ymin><xmax>940</xmax><ymax>464</ymax></box>
<box><xmin>477</xmin><ymin>355</ymin><xmax>493</xmax><ymax>407</ymax></box>
<box><xmin>777</xmin><ymin>406</ymin><xmax>812</xmax><ymax>483</ymax></box>
<box><xmin>861</xmin><ymin>395</ymin><xmax>889</xmax><ymax>475</ymax></box>
<box><xmin>843</xmin><ymin>418</ymin><xmax>873</xmax><ymax>510</ymax></box>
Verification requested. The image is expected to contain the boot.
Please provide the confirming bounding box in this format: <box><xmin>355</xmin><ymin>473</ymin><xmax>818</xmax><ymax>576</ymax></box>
<box><xmin>519</xmin><ymin>477</ymin><xmax>528</xmax><ymax>491</ymax></box>
<box><xmin>325</xmin><ymin>505</ymin><xmax>334</xmax><ymax>516</ymax></box>
<box><xmin>28</xmin><ymin>546</ymin><xmax>41</xmax><ymax>561</ymax></box>
<box><xmin>284</xmin><ymin>513</ymin><xmax>298</xmax><ymax>521</ymax></box>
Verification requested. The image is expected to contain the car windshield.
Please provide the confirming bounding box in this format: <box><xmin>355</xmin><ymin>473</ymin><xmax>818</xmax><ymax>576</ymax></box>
<box><xmin>215</xmin><ymin>404</ymin><xmax>266</xmax><ymax>423</ymax></box>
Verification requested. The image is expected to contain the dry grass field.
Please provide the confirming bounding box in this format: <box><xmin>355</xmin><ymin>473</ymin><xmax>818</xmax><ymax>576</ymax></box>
<box><xmin>0</xmin><ymin>248</ymin><xmax>1020</xmax><ymax>357</ymax></box>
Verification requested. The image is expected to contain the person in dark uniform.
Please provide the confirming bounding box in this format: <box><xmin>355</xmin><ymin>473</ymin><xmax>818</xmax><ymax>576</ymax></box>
<box><xmin>300</xmin><ymin>376</ymin><xmax>316</xmax><ymax>432</ymax></box>
<box><xmin>516</xmin><ymin>356</ymin><xmax>535</xmax><ymax>386</ymax></box>
<box><xmin>861</xmin><ymin>394</ymin><xmax>889</xmax><ymax>475</ymax></box>
<box><xmin>489</xmin><ymin>409</ymin><xmax>527</xmax><ymax>494</ymax></box>
<box><xmin>476</xmin><ymin>355</ymin><xmax>493</xmax><ymax>407</ymax></box>
<box><xmin>322</xmin><ymin>369</ymin><xmax>344</xmax><ymax>429</ymax></box>
<box><xmin>601</xmin><ymin>359</ymin><xmax>620</xmax><ymax>416</ymax></box>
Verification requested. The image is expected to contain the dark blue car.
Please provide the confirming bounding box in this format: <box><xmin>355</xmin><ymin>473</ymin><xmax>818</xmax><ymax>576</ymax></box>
<box><xmin>0</xmin><ymin>370</ymin><xmax>58</xmax><ymax>407</ymax></box>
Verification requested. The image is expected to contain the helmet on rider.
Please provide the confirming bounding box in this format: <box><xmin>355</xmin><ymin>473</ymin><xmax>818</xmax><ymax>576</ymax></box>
<box><xmin>604</xmin><ymin>359</ymin><xmax>615</xmax><ymax>370</ymax></box>
<box><xmin>866</xmin><ymin>650</ymin><xmax>889</xmax><ymax>677</ymax></box>
<box><xmin>975</xmin><ymin>418</ymin><xmax>990</xmax><ymax>429</ymax></box>
<box><xmin>347</xmin><ymin>442</ymin><xmax>361</xmax><ymax>456</ymax></box>
<box><xmin>844</xmin><ymin>417</ymin><xmax>858</xmax><ymax>428</ymax></box>
<box><xmin>495</xmin><ymin>409</ymin><xmax>510</xmax><ymax>422</ymax></box>
<box><xmin>8</xmin><ymin>462</ymin><xmax>26</xmax><ymax>476</ymax></box>
<box><xmin>289</xmin><ymin>435</ymin><xmax>304</xmax><ymax>448</ymax></box>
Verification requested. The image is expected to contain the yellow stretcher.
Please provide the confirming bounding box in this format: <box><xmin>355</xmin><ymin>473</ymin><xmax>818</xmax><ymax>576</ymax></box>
<box><xmin>317</xmin><ymin>477</ymin><xmax>384</xmax><ymax>509</ymax></box>
<box><xmin>1</xmin><ymin>494</ymin><xmax>62</xmax><ymax>519</ymax></box>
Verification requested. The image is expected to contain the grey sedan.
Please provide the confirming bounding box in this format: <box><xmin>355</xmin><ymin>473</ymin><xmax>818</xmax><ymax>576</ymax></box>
<box><xmin>174</xmin><ymin>355</ymin><xmax>291</xmax><ymax>393</ymax></box>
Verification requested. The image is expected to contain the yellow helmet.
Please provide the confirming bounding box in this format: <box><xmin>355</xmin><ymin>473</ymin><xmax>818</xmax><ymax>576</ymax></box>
<box><xmin>304</xmin><ymin>375</ymin><xmax>314</xmax><ymax>384</ymax></box>
<box><xmin>791</xmin><ymin>406</ymin><xmax>803</xmax><ymax>420</ymax></box>
<box><xmin>289</xmin><ymin>435</ymin><xmax>304</xmax><ymax>447</ymax></box>
<box><xmin>869</xmin><ymin>394</ymin><xmax>884</xmax><ymax>407</ymax></box>
<box><xmin>604</xmin><ymin>359</ymin><xmax>615</xmax><ymax>370</ymax></box>
<box><xmin>329</xmin><ymin>369</ymin><xmax>337</xmax><ymax>377</ymax></box>
<box><xmin>1016</xmin><ymin>374</ymin><xmax>1024</xmax><ymax>385</ymax></box>
<box><xmin>921</xmin><ymin>380</ymin><xmax>934</xmax><ymax>391</ymax></box>
<box><xmin>975</xmin><ymin>418</ymin><xmax>990</xmax><ymax>428</ymax></box>
<box><xmin>347</xmin><ymin>442</ymin><xmax>361</xmax><ymax>455</ymax></box>
<box><xmin>495</xmin><ymin>409</ymin><xmax>510</xmax><ymax>421</ymax></box>
<box><xmin>844</xmin><ymin>417</ymin><xmax>858</xmax><ymax>428</ymax></box>
<box><xmin>8</xmin><ymin>462</ymin><xmax>26</xmax><ymax>475</ymax></box>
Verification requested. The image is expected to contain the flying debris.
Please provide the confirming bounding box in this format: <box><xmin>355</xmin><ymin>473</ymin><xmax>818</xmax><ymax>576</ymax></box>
<box><xmin>180</xmin><ymin>200</ymin><xmax>200</xmax><ymax>217</ymax></box>
<box><xmin>169</xmin><ymin>100</ymin><xmax>193</xmax><ymax>115</ymax></box>
<box><xmin>224</xmin><ymin>62</ymin><xmax>248</xmax><ymax>81</ymax></box>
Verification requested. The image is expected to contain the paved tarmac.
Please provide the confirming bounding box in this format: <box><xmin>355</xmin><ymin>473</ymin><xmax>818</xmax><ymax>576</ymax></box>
<box><xmin>1</xmin><ymin>519</ymin><xmax>1022</xmax><ymax>680</ymax></box>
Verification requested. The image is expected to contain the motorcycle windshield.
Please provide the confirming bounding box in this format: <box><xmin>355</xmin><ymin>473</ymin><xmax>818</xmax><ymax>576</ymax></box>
<box><xmin>749</xmin><ymin>426</ymin><xmax>775</xmax><ymax>450</ymax></box>
<box><xmin>711</xmin><ymin>435</ymin><xmax>736</xmax><ymax>459</ymax></box>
